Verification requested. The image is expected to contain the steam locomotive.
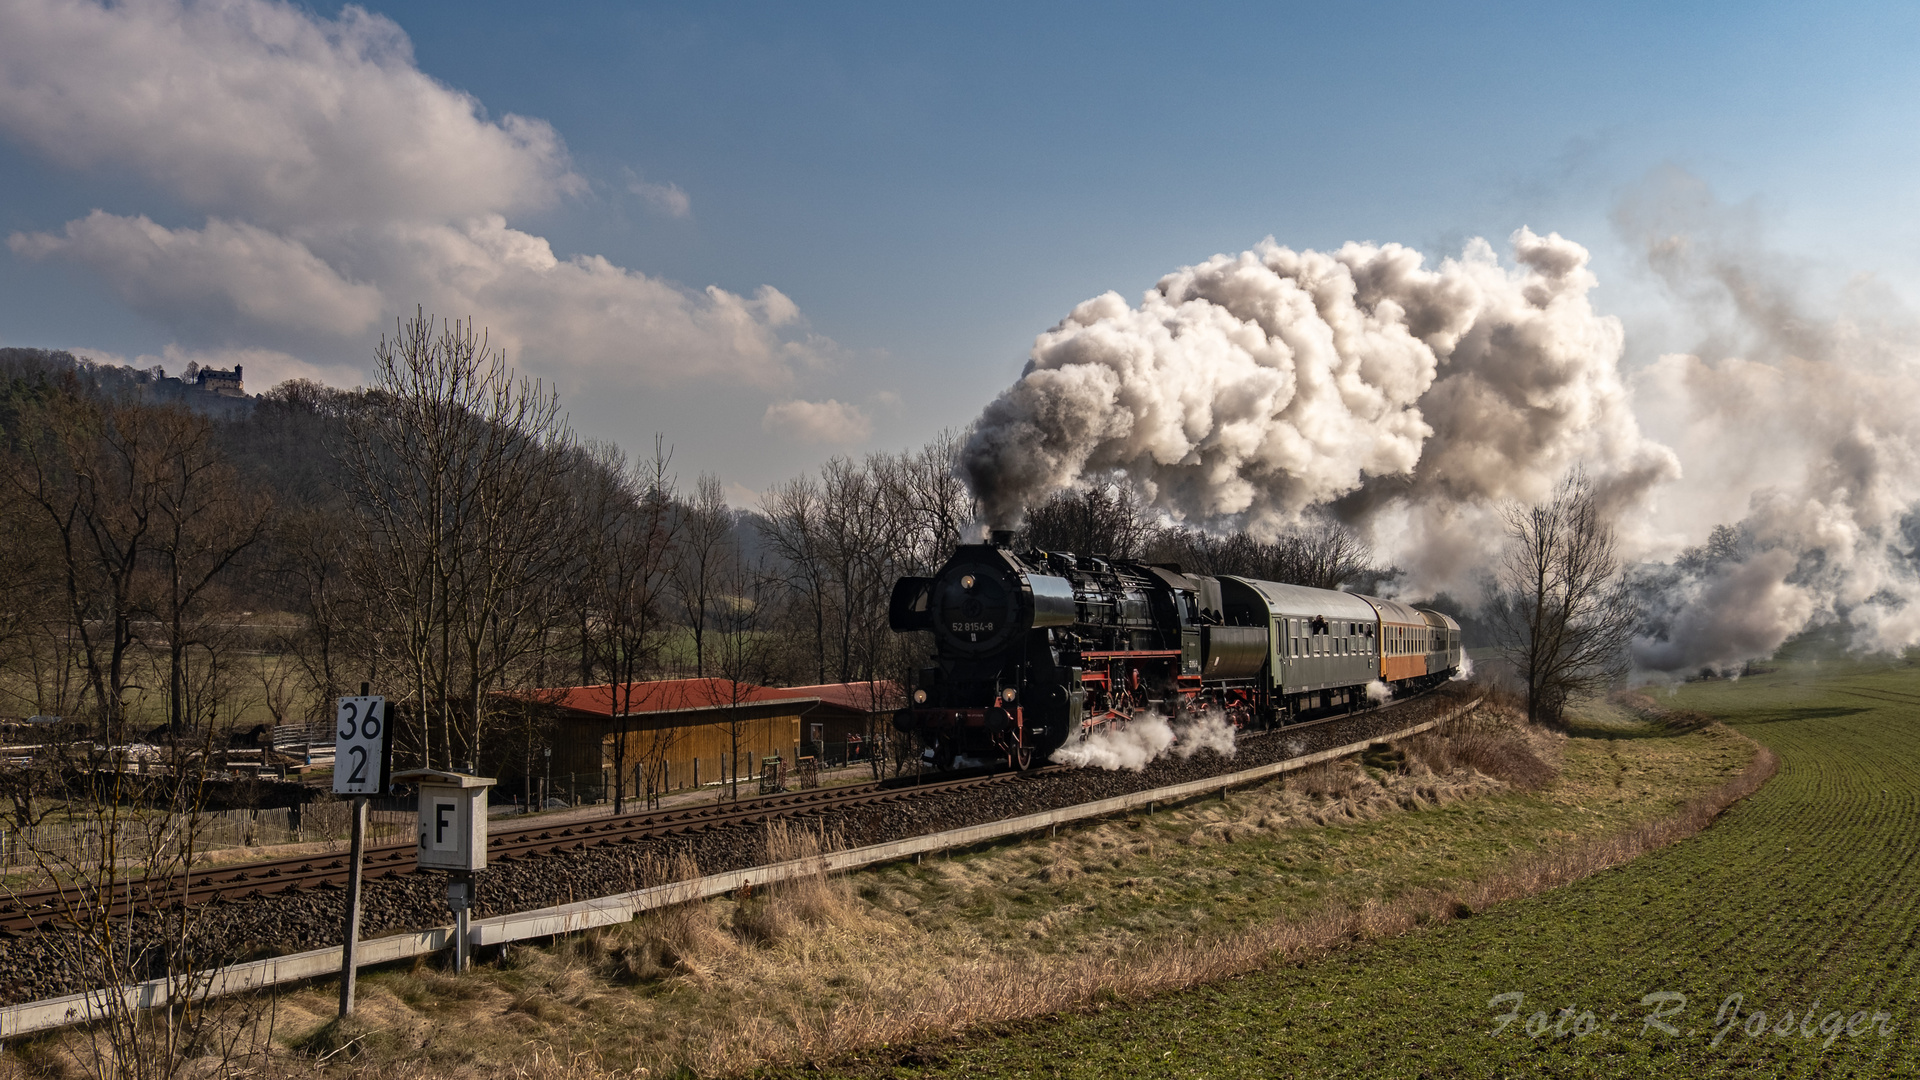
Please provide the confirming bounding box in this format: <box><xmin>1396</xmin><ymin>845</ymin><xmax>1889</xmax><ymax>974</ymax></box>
<box><xmin>888</xmin><ymin>530</ymin><xmax>1462</xmax><ymax>769</ymax></box>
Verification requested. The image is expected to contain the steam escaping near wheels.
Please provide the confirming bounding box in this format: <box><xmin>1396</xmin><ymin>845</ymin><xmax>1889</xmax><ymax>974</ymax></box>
<box><xmin>1366</xmin><ymin>680</ymin><xmax>1394</xmax><ymax>703</ymax></box>
<box><xmin>1050</xmin><ymin>709</ymin><xmax>1238</xmax><ymax>772</ymax></box>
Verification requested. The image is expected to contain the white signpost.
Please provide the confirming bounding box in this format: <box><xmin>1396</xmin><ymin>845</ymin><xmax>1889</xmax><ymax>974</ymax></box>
<box><xmin>334</xmin><ymin>689</ymin><xmax>390</xmax><ymax>1018</ymax></box>
<box><xmin>332</xmin><ymin>695</ymin><xmax>387</xmax><ymax>796</ymax></box>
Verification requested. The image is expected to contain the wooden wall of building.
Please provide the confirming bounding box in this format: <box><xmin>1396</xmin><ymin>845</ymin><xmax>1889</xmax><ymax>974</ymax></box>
<box><xmin>524</xmin><ymin>695</ymin><xmax>891</xmax><ymax>804</ymax></box>
<box><xmin>601</xmin><ymin>708</ymin><xmax>802</xmax><ymax>796</ymax></box>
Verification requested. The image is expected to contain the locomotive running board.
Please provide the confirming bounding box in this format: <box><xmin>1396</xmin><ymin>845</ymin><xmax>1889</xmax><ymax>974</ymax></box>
<box><xmin>0</xmin><ymin>695</ymin><xmax>1484</xmax><ymax>1038</ymax></box>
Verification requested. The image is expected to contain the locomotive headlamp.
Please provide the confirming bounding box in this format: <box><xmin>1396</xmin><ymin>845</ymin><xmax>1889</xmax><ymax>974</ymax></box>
<box><xmin>1001</xmin><ymin>687</ymin><xmax>1018</xmax><ymax>703</ymax></box>
<box><xmin>960</xmin><ymin>574</ymin><xmax>977</xmax><ymax>590</ymax></box>
<box><xmin>913</xmin><ymin>688</ymin><xmax>928</xmax><ymax>704</ymax></box>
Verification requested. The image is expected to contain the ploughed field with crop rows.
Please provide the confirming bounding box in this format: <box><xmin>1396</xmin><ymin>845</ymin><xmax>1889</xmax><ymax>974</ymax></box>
<box><xmin>0</xmin><ymin>685</ymin><xmax>1477</xmax><ymax>1006</ymax></box>
<box><xmin>820</xmin><ymin>656</ymin><xmax>1920</xmax><ymax>1078</ymax></box>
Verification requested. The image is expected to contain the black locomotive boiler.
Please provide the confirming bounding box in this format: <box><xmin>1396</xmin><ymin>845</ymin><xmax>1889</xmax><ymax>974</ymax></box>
<box><xmin>888</xmin><ymin>531</ymin><xmax>1462</xmax><ymax>770</ymax></box>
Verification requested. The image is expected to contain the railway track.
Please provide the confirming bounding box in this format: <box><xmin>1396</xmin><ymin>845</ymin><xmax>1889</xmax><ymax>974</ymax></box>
<box><xmin>0</xmin><ymin>766</ymin><xmax>1069</xmax><ymax>935</ymax></box>
<box><xmin>0</xmin><ymin>692</ymin><xmax>1432</xmax><ymax>937</ymax></box>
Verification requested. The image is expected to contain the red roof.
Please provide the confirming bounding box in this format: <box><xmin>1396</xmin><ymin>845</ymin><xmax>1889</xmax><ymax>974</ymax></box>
<box><xmin>530</xmin><ymin>678</ymin><xmax>800</xmax><ymax>717</ymax></box>
<box><xmin>526</xmin><ymin>678</ymin><xmax>901</xmax><ymax>718</ymax></box>
<box><xmin>776</xmin><ymin>681</ymin><xmax>905</xmax><ymax>711</ymax></box>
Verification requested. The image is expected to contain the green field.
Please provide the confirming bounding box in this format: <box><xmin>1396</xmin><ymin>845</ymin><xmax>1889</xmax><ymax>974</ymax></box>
<box><xmin>788</xmin><ymin>658</ymin><xmax>1920</xmax><ymax>1078</ymax></box>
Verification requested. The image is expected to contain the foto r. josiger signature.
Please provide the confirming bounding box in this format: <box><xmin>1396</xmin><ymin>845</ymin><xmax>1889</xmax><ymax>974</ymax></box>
<box><xmin>1488</xmin><ymin>991</ymin><xmax>1897</xmax><ymax>1048</ymax></box>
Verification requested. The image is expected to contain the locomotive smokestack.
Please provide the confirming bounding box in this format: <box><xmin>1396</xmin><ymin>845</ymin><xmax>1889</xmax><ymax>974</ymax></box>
<box><xmin>990</xmin><ymin>528</ymin><xmax>1015</xmax><ymax>548</ymax></box>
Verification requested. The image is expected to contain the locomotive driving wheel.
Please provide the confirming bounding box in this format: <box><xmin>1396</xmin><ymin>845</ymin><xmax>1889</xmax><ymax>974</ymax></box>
<box><xmin>1014</xmin><ymin>744</ymin><xmax>1034</xmax><ymax>770</ymax></box>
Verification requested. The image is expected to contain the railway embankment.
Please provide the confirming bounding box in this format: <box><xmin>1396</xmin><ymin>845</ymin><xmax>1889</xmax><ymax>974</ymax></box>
<box><xmin>0</xmin><ymin>685</ymin><xmax>1479</xmax><ymax>1007</ymax></box>
<box><xmin>0</xmin><ymin>681</ymin><xmax>1765</xmax><ymax>1078</ymax></box>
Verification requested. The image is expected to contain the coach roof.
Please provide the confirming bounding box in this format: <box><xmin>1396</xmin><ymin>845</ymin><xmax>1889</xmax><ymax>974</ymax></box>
<box><xmin>1222</xmin><ymin>576</ymin><xmax>1379</xmax><ymax>623</ymax></box>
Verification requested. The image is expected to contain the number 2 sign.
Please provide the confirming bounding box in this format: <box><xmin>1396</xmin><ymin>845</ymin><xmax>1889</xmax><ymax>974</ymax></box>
<box><xmin>334</xmin><ymin>696</ymin><xmax>391</xmax><ymax>795</ymax></box>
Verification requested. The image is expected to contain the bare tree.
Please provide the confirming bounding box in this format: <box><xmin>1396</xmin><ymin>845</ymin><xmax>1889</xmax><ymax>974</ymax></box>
<box><xmin>703</xmin><ymin>548</ymin><xmax>777</xmax><ymax>800</ymax></box>
<box><xmin>0</xmin><ymin>415</ymin><xmax>77</xmax><ymax>724</ymax></box>
<box><xmin>1487</xmin><ymin>470</ymin><xmax>1637</xmax><ymax>726</ymax></box>
<box><xmin>817</xmin><ymin>457</ymin><xmax>894</xmax><ymax>685</ymax></box>
<box><xmin>343</xmin><ymin>309</ymin><xmax>575</xmax><ymax>770</ymax></box>
<box><xmin>593</xmin><ymin>441</ymin><xmax>679</xmax><ymax>813</ymax></box>
<box><xmin>3</xmin><ymin>391</ymin><xmax>186</xmax><ymax>742</ymax></box>
<box><xmin>760</xmin><ymin>475</ymin><xmax>832</xmax><ymax>683</ymax></box>
<box><xmin>148</xmin><ymin>407</ymin><xmax>272</xmax><ymax>736</ymax></box>
<box><xmin>891</xmin><ymin>428</ymin><xmax>974</xmax><ymax>573</ymax></box>
<box><xmin>1152</xmin><ymin>518</ymin><xmax>1379</xmax><ymax>590</ymax></box>
<box><xmin>273</xmin><ymin>504</ymin><xmax>362</xmax><ymax>727</ymax></box>
<box><xmin>1017</xmin><ymin>481</ymin><xmax>1153</xmax><ymax>557</ymax></box>
<box><xmin>671</xmin><ymin>473</ymin><xmax>733</xmax><ymax>677</ymax></box>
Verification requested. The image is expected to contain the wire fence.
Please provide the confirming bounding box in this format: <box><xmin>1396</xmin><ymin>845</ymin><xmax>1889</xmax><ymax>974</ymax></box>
<box><xmin>0</xmin><ymin>804</ymin><xmax>412</xmax><ymax>871</ymax></box>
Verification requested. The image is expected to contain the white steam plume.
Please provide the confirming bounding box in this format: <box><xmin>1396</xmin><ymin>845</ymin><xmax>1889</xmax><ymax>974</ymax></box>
<box><xmin>1620</xmin><ymin>171</ymin><xmax>1920</xmax><ymax>672</ymax></box>
<box><xmin>968</xmin><ymin>178</ymin><xmax>1920</xmax><ymax>675</ymax></box>
<box><xmin>1051</xmin><ymin>710</ymin><xmax>1238</xmax><ymax>772</ymax></box>
<box><xmin>962</xmin><ymin>230</ymin><xmax>1677</xmax><ymax>597</ymax></box>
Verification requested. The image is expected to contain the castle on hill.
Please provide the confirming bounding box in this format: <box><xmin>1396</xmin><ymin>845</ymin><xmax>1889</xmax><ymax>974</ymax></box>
<box><xmin>189</xmin><ymin>364</ymin><xmax>245</xmax><ymax>398</ymax></box>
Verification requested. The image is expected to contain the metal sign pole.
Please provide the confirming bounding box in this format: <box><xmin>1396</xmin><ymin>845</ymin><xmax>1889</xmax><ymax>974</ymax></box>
<box><xmin>336</xmin><ymin>683</ymin><xmax>387</xmax><ymax>1018</ymax></box>
<box><xmin>449</xmin><ymin>871</ymin><xmax>472</xmax><ymax>973</ymax></box>
<box><xmin>338</xmin><ymin>793</ymin><xmax>366</xmax><ymax>1017</ymax></box>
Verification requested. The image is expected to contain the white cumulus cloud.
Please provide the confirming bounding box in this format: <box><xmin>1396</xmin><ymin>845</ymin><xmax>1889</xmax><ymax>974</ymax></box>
<box><xmin>10</xmin><ymin>211</ymin><xmax>384</xmax><ymax>338</ymax></box>
<box><xmin>762</xmin><ymin>398</ymin><xmax>873</xmax><ymax>444</ymax></box>
<box><xmin>628</xmin><ymin>177</ymin><xmax>692</xmax><ymax>219</ymax></box>
<box><xmin>0</xmin><ymin>0</ymin><xmax>822</xmax><ymax>388</ymax></box>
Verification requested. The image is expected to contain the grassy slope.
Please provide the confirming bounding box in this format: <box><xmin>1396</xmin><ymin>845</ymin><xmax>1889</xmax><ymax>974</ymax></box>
<box><xmin>227</xmin><ymin>697</ymin><xmax>1751</xmax><ymax>1079</ymax></box>
<box><xmin>808</xmin><ymin>659</ymin><xmax>1920</xmax><ymax>1079</ymax></box>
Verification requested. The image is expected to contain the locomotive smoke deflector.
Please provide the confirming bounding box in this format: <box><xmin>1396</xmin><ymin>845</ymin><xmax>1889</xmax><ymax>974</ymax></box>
<box><xmin>1028</xmin><ymin>573</ymin><xmax>1077</xmax><ymax>628</ymax></box>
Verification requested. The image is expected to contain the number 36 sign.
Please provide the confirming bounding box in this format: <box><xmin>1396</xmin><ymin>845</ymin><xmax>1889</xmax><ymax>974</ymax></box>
<box><xmin>334</xmin><ymin>696</ymin><xmax>392</xmax><ymax>796</ymax></box>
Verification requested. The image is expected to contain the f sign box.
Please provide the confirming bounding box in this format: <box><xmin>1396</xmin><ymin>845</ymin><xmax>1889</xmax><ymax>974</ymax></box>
<box><xmin>419</xmin><ymin>792</ymin><xmax>474</xmax><ymax>870</ymax></box>
<box><xmin>395</xmin><ymin>769</ymin><xmax>494</xmax><ymax>872</ymax></box>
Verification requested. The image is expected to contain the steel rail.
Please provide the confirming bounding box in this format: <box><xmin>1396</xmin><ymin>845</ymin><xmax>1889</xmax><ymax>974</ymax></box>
<box><xmin>0</xmin><ymin>764</ymin><xmax>1056</xmax><ymax>933</ymax></box>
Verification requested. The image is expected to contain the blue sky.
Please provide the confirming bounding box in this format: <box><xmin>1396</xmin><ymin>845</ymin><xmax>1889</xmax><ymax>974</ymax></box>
<box><xmin>4</xmin><ymin>0</ymin><xmax>1920</xmax><ymax>505</ymax></box>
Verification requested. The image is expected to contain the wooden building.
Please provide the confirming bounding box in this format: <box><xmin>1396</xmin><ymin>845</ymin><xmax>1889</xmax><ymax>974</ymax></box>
<box><xmin>529</xmin><ymin>678</ymin><xmax>901</xmax><ymax>802</ymax></box>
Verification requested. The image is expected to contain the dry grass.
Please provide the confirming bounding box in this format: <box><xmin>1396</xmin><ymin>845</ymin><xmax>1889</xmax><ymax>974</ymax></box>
<box><xmin>1611</xmin><ymin>688</ymin><xmax>1717</xmax><ymax>730</ymax></box>
<box><xmin>1</xmin><ymin>700</ymin><xmax>1769</xmax><ymax>1080</ymax></box>
<box><xmin>1402</xmin><ymin>701</ymin><xmax>1559</xmax><ymax>789</ymax></box>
